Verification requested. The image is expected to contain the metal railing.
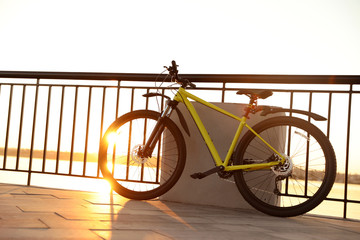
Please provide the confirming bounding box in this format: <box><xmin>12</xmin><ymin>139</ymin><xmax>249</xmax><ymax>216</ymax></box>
<box><xmin>0</xmin><ymin>71</ymin><xmax>359</xmax><ymax>219</ymax></box>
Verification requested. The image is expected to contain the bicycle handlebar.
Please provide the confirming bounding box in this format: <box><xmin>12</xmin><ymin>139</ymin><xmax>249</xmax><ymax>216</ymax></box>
<box><xmin>171</xmin><ymin>60</ymin><xmax>178</xmax><ymax>73</ymax></box>
<box><xmin>166</xmin><ymin>60</ymin><xmax>196</xmax><ymax>89</ymax></box>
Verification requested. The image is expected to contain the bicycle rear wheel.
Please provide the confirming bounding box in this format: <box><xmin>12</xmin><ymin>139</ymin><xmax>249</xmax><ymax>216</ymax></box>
<box><xmin>98</xmin><ymin>110</ymin><xmax>186</xmax><ymax>200</ymax></box>
<box><xmin>234</xmin><ymin>116</ymin><xmax>336</xmax><ymax>217</ymax></box>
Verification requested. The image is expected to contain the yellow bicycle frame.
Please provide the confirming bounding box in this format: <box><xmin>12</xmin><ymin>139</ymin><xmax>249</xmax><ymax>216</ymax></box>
<box><xmin>173</xmin><ymin>87</ymin><xmax>285</xmax><ymax>171</ymax></box>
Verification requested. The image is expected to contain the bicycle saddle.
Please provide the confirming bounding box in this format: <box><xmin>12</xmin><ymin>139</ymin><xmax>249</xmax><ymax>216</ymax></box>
<box><xmin>236</xmin><ymin>89</ymin><xmax>273</xmax><ymax>99</ymax></box>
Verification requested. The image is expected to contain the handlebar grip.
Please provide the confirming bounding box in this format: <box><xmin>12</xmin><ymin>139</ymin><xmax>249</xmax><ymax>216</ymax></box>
<box><xmin>171</xmin><ymin>60</ymin><xmax>178</xmax><ymax>73</ymax></box>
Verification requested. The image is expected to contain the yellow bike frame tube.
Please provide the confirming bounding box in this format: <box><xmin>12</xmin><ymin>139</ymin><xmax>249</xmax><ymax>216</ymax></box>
<box><xmin>223</xmin><ymin>116</ymin><xmax>247</xmax><ymax>166</ymax></box>
<box><xmin>225</xmin><ymin>161</ymin><xmax>280</xmax><ymax>171</ymax></box>
<box><xmin>224</xmin><ymin>123</ymin><xmax>286</xmax><ymax>171</ymax></box>
<box><xmin>174</xmin><ymin>88</ymin><xmax>242</xmax><ymax>121</ymax></box>
<box><xmin>174</xmin><ymin>89</ymin><xmax>223</xmax><ymax>166</ymax></box>
<box><xmin>173</xmin><ymin>87</ymin><xmax>285</xmax><ymax>170</ymax></box>
<box><xmin>245</xmin><ymin>123</ymin><xmax>285</xmax><ymax>160</ymax></box>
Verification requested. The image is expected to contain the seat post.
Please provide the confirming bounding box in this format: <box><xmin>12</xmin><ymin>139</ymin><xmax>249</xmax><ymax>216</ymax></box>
<box><xmin>244</xmin><ymin>95</ymin><xmax>258</xmax><ymax>118</ymax></box>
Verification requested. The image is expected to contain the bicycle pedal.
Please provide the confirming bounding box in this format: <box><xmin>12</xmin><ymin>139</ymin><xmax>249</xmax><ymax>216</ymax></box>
<box><xmin>190</xmin><ymin>166</ymin><xmax>224</xmax><ymax>179</ymax></box>
<box><xmin>190</xmin><ymin>172</ymin><xmax>206</xmax><ymax>179</ymax></box>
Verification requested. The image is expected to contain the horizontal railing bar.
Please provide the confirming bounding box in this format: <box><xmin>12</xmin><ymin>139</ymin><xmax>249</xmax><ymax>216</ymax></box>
<box><xmin>0</xmin><ymin>168</ymin><xmax>100</xmax><ymax>179</ymax></box>
<box><xmin>273</xmin><ymin>193</ymin><xmax>360</xmax><ymax>204</ymax></box>
<box><xmin>0</xmin><ymin>168</ymin><xmax>159</xmax><ymax>185</ymax></box>
<box><xmin>1</xmin><ymin>71</ymin><xmax>359</xmax><ymax>84</ymax></box>
<box><xmin>0</xmin><ymin>82</ymin><xmax>358</xmax><ymax>94</ymax></box>
<box><xmin>325</xmin><ymin>196</ymin><xmax>360</xmax><ymax>204</ymax></box>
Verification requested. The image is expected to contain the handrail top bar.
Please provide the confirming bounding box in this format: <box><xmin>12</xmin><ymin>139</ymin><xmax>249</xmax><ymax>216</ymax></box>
<box><xmin>0</xmin><ymin>71</ymin><xmax>359</xmax><ymax>84</ymax></box>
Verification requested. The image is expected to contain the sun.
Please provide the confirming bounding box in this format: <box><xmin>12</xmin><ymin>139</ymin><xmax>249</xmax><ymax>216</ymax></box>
<box><xmin>106</xmin><ymin>132</ymin><xmax>118</xmax><ymax>146</ymax></box>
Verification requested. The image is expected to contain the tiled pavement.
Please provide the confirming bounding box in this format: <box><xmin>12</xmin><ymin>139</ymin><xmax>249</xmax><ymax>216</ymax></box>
<box><xmin>0</xmin><ymin>183</ymin><xmax>359</xmax><ymax>240</ymax></box>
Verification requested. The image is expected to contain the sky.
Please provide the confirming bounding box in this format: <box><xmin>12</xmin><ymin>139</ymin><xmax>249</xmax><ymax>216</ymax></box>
<box><xmin>0</xmin><ymin>0</ymin><xmax>359</xmax><ymax>176</ymax></box>
<box><xmin>0</xmin><ymin>0</ymin><xmax>360</xmax><ymax>74</ymax></box>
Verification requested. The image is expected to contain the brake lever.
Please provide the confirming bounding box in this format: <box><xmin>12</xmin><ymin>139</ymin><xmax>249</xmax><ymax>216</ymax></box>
<box><xmin>184</xmin><ymin>79</ymin><xmax>196</xmax><ymax>88</ymax></box>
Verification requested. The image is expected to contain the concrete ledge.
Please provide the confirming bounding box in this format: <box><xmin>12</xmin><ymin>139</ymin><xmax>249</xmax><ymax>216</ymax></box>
<box><xmin>162</xmin><ymin>102</ymin><xmax>281</xmax><ymax>209</ymax></box>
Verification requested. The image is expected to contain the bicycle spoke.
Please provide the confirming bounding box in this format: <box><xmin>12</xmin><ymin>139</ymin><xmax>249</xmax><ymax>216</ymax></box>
<box><xmin>99</xmin><ymin>110</ymin><xmax>186</xmax><ymax>199</ymax></box>
<box><xmin>234</xmin><ymin>116</ymin><xmax>336</xmax><ymax>216</ymax></box>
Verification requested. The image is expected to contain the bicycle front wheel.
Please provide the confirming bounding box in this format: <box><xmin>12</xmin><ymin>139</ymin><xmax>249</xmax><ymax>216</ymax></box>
<box><xmin>98</xmin><ymin>110</ymin><xmax>186</xmax><ymax>200</ymax></box>
<box><xmin>234</xmin><ymin>116</ymin><xmax>336</xmax><ymax>217</ymax></box>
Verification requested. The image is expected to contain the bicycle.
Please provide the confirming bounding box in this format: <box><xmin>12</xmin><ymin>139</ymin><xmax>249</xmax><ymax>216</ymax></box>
<box><xmin>98</xmin><ymin>61</ymin><xmax>336</xmax><ymax>217</ymax></box>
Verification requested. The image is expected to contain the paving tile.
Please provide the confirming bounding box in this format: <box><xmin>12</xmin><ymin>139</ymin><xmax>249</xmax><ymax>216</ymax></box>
<box><xmin>0</xmin><ymin>183</ymin><xmax>360</xmax><ymax>240</ymax></box>
<box><xmin>22</xmin><ymin>187</ymin><xmax>107</xmax><ymax>201</ymax></box>
<box><xmin>108</xmin><ymin>213</ymin><xmax>211</xmax><ymax>228</ymax></box>
<box><xmin>207</xmin><ymin>212</ymin><xmax>318</xmax><ymax>229</ymax></box>
<box><xmin>0</xmin><ymin>218</ymin><xmax>48</xmax><ymax>229</ymax></box>
<box><xmin>0</xmin><ymin>185</ymin><xmax>25</xmax><ymax>195</ymax></box>
<box><xmin>17</xmin><ymin>185</ymin><xmax>99</xmax><ymax>201</ymax></box>
<box><xmin>82</xmin><ymin>194</ymin><xmax>126</xmax><ymax>205</ymax></box>
<box><xmin>307</xmin><ymin>216</ymin><xmax>360</xmax><ymax>234</ymax></box>
<box><xmin>39</xmin><ymin>214</ymin><xmax>112</xmax><ymax>230</ymax></box>
<box><xmin>101</xmin><ymin>204</ymin><xmax>216</xmax><ymax>225</ymax></box>
<box><xmin>155</xmin><ymin>228</ymin><xmax>281</xmax><ymax>240</ymax></box>
<box><xmin>213</xmin><ymin>222</ymin><xmax>272</xmax><ymax>232</ymax></box>
<box><xmin>268</xmin><ymin>228</ymin><xmax>360</xmax><ymax>240</ymax></box>
<box><xmin>0</xmin><ymin>229</ymin><xmax>101</xmax><ymax>239</ymax></box>
<box><xmin>0</xmin><ymin>212</ymin><xmax>54</xmax><ymax>220</ymax></box>
<box><xmin>111</xmin><ymin>220</ymin><xmax>242</xmax><ymax>233</ymax></box>
<box><xmin>0</xmin><ymin>205</ymin><xmax>23</xmax><ymax>214</ymax></box>
<box><xmin>79</xmin><ymin>204</ymin><xmax>123</xmax><ymax>213</ymax></box>
<box><xmin>11</xmin><ymin>193</ymin><xmax>58</xmax><ymax>199</ymax></box>
<box><xmin>109</xmin><ymin>221</ymin><xmax>193</xmax><ymax>231</ymax></box>
<box><xmin>14</xmin><ymin>197</ymin><xmax>87</xmax><ymax>213</ymax></box>
<box><xmin>93</xmin><ymin>229</ymin><xmax>172</xmax><ymax>240</ymax></box>
<box><xmin>55</xmin><ymin>206</ymin><xmax>171</xmax><ymax>221</ymax></box>
<box><xmin>109</xmin><ymin>214</ymin><xmax>168</xmax><ymax>222</ymax></box>
<box><xmin>161</xmin><ymin>214</ymin><xmax>214</xmax><ymax>224</ymax></box>
<box><xmin>56</xmin><ymin>212</ymin><xmax>116</xmax><ymax>221</ymax></box>
<box><xmin>17</xmin><ymin>204</ymin><xmax>86</xmax><ymax>213</ymax></box>
<box><xmin>0</xmin><ymin>212</ymin><xmax>54</xmax><ymax>230</ymax></box>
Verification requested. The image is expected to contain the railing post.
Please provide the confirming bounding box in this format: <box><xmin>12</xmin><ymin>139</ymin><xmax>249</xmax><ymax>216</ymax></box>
<box><xmin>28</xmin><ymin>78</ymin><xmax>40</xmax><ymax>186</ymax></box>
<box><xmin>3</xmin><ymin>85</ymin><xmax>13</xmax><ymax>169</ymax></box>
<box><xmin>16</xmin><ymin>86</ymin><xmax>26</xmax><ymax>170</ymax></box>
<box><xmin>343</xmin><ymin>84</ymin><xmax>353</xmax><ymax>218</ymax></box>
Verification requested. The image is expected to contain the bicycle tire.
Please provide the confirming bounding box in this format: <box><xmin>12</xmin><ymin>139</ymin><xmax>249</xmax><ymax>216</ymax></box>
<box><xmin>233</xmin><ymin>116</ymin><xmax>336</xmax><ymax>217</ymax></box>
<box><xmin>99</xmin><ymin>110</ymin><xmax>186</xmax><ymax>200</ymax></box>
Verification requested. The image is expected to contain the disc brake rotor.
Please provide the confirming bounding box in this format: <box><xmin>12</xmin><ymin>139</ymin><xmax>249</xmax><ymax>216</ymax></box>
<box><xmin>131</xmin><ymin>144</ymin><xmax>149</xmax><ymax>164</ymax></box>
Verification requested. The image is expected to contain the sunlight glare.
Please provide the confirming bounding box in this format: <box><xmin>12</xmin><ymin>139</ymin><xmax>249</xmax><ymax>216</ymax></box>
<box><xmin>148</xmin><ymin>201</ymin><xmax>195</xmax><ymax>230</ymax></box>
<box><xmin>107</xmin><ymin>132</ymin><xmax>118</xmax><ymax>146</ymax></box>
<box><xmin>107</xmin><ymin>161</ymin><xmax>113</xmax><ymax>172</ymax></box>
<box><xmin>94</xmin><ymin>179</ymin><xmax>112</xmax><ymax>194</ymax></box>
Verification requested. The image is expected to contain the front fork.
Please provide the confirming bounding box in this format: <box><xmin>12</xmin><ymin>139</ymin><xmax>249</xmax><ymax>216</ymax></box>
<box><xmin>140</xmin><ymin>100</ymin><xmax>178</xmax><ymax>158</ymax></box>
